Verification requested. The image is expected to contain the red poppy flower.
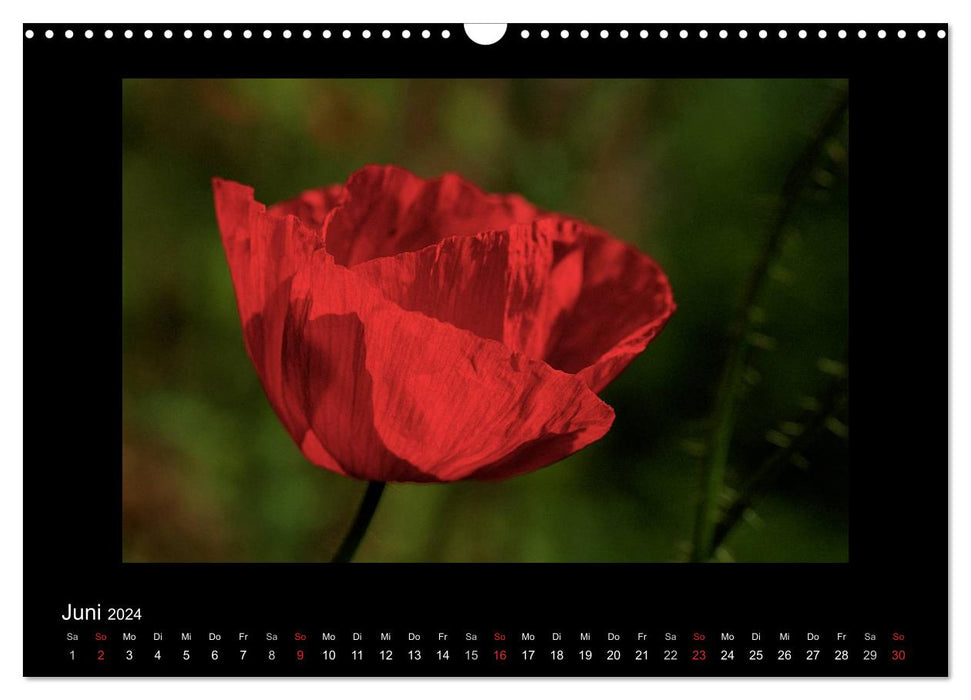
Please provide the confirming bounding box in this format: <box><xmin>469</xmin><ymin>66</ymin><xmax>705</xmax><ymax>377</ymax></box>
<box><xmin>212</xmin><ymin>165</ymin><xmax>674</xmax><ymax>482</ymax></box>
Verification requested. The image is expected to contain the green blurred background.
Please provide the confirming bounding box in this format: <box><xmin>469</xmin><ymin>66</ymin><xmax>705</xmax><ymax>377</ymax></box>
<box><xmin>122</xmin><ymin>78</ymin><xmax>849</xmax><ymax>563</ymax></box>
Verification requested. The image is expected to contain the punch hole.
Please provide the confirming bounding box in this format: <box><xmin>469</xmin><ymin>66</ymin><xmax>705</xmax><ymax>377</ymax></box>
<box><xmin>464</xmin><ymin>24</ymin><xmax>506</xmax><ymax>46</ymax></box>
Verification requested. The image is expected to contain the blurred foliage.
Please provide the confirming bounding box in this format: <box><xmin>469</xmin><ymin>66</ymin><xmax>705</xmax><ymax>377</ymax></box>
<box><xmin>122</xmin><ymin>78</ymin><xmax>849</xmax><ymax>562</ymax></box>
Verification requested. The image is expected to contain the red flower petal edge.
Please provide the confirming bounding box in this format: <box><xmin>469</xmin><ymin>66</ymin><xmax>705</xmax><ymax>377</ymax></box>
<box><xmin>213</xmin><ymin>165</ymin><xmax>675</xmax><ymax>482</ymax></box>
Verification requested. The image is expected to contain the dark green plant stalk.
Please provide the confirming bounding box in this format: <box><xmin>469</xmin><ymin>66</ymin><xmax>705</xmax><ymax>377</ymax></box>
<box><xmin>709</xmin><ymin>367</ymin><xmax>848</xmax><ymax>555</ymax></box>
<box><xmin>331</xmin><ymin>481</ymin><xmax>386</xmax><ymax>563</ymax></box>
<box><xmin>689</xmin><ymin>90</ymin><xmax>849</xmax><ymax>562</ymax></box>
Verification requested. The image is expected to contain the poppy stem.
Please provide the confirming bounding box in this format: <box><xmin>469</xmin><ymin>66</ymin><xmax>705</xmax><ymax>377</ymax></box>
<box><xmin>688</xmin><ymin>89</ymin><xmax>849</xmax><ymax>562</ymax></box>
<box><xmin>708</xmin><ymin>363</ymin><xmax>847</xmax><ymax>555</ymax></box>
<box><xmin>331</xmin><ymin>481</ymin><xmax>386</xmax><ymax>563</ymax></box>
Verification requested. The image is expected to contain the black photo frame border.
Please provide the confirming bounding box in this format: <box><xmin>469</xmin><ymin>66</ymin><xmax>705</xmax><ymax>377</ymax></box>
<box><xmin>23</xmin><ymin>23</ymin><xmax>947</xmax><ymax>677</ymax></box>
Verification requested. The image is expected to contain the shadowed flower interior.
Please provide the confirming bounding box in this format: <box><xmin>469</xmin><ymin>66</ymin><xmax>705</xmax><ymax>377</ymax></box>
<box><xmin>213</xmin><ymin>165</ymin><xmax>675</xmax><ymax>482</ymax></box>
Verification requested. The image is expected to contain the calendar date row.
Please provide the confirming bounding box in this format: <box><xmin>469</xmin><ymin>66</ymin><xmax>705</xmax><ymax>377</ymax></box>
<box><xmin>67</xmin><ymin>645</ymin><xmax>907</xmax><ymax>664</ymax></box>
